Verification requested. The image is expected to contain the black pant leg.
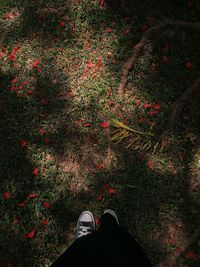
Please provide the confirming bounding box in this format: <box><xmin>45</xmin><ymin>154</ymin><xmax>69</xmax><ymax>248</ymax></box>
<box><xmin>50</xmin><ymin>214</ymin><xmax>153</xmax><ymax>267</ymax></box>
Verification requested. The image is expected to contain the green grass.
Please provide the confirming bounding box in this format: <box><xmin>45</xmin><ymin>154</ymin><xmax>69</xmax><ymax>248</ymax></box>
<box><xmin>1</xmin><ymin>0</ymin><xmax>200</xmax><ymax>266</ymax></box>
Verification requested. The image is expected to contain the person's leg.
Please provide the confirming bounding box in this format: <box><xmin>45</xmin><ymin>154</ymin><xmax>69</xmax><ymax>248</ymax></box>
<box><xmin>50</xmin><ymin>210</ymin><xmax>153</xmax><ymax>267</ymax></box>
<box><xmin>50</xmin><ymin>210</ymin><xmax>96</xmax><ymax>267</ymax></box>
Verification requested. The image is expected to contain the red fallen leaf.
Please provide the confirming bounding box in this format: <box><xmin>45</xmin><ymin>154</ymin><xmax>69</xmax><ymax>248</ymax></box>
<box><xmin>41</xmin><ymin>218</ymin><xmax>49</xmax><ymax>226</ymax></box>
<box><xmin>147</xmin><ymin>160</ymin><xmax>154</xmax><ymax>169</ymax></box>
<box><xmin>21</xmin><ymin>81</ymin><xmax>28</xmax><ymax>85</ymax></box>
<box><xmin>6</xmin><ymin>260</ymin><xmax>13</xmax><ymax>267</ymax></box>
<box><xmin>169</xmin><ymin>239</ymin><xmax>176</xmax><ymax>246</ymax></box>
<box><xmin>122</xmin><ymin>28</ymin><xmax>129</xmax><ymax>35</ymax></box>
<box><xmin>154</xmin><ymin>103</ymin><xmax>161</xmax><ymax>110</ymax></box>
<box><xmin>136</xmin><ymin>100</ymin><xmax>141</xmax><ymax>106</ymax></box>
<box><xmin>101</xmin><ymin>121</ymin><xmax>109</xmax><ymax>129</ymax></box>
<box><xmin>105</xmin><ymin>28</ymin><xmax>113</xmax><ymax>33</ymax></box>
<box><xmin>86</xmin><ymin>62</ymin><xmax>94</xmax><ymax>68</ymax></box>
<box><xmin>12</xmin><ymin>46</ymin><xmax>20</xmax><ymax>54</ymax></box>
<box><xmin>4</xmin><ymin>13</ymin><xmax>15</xmax><ymax>19</ymax></box>
<box><xmin>32</xmin><ymin>60</ymin><xmax>40</xmax><ymax>68</ymax></box>
<box><xmin>20</xmin><ymin>139</ymin><xmax>27</xmax><ymax>148</ymax></box>
<box><xmin>144</xmin><ymin>103</ymin><xmax>151</xmax><ymax>109</ymax></box>
<box><xmin>9</xmin><ymin>53</ymin><xmax>15</xmax><ymax>61</ymax></box>
<box><xmin>84</xmin><ymin>123</ymin><xmax>92</xmax><ymax>127</ymax></box>
<box><xmin>148</xmin><ymin>110</ymin><xmax>158</xmax><ymax>116</ymax></box>
<box><xmin>3</xmin><ymin>191</ymin><xmax>11</xmax><ymax>200</ymax></box>
<box><xmin>107</xmin><ymin>90</ymin><xmax>111</xmax><ymax>97</ymax></box>
<box><xmin>187</xmin><ymin>0</ymin><xmax>193</xmax><ymax>8</ymax></box>
<box><xmin>25</xmin><ymin>228</ymin><xmax>36</xmax><ymax>239</ymax></box>
<box><xmin>96</xmin><ymin>164</ymin><xmax>105</xmax><ymax>169</ymax></box>
<box><xmin>11</xmin><ymin>78</ymin><xmax>17</xmax><ymax>83</ymax></box>
<box><xmin>27</xmin><ymin>89</ymin><xmax>33</xmax><ymax>95</ymax></box>
<box><xmin>139</xmin><ymin>25</ymin><xmax>149</xmax><ymax>32</ymax></box>
<box><xmin>42</xmin><ymin>201</ymin><xmax>51</xmax><ymax>209</ymax></box>
<box><xmin>186</xmin><ymin>250</ymin><xmax>197</xmax><ymax>260</ymax></box>
<box><xmin>102</xmin><ymin>183</ymin><xmax>109</xmax><ymax>191</ymax></box>
<box><xmin>12</xmin><ymin>216</ymin><xmax>20</xmax><ymax>225</ymax></box>
<box><xmin>38</xmin><ymin>67</ymin><xmax>43</xmax><ymax>73</ymax></box>
<box><xmin>38</xmin><ymin>128</ymin><xmax>46</xmax><ymax>136</ymax></box>
<box><xmin>2</xmin><ymin>47</ymin><xmax>6</xmax><ymax>52</ymax></box>
<box><xmin>11</xmin><ymin>86</ymin><xmax>17</xmax><ymax>91</ymax></box>
<box><xmin>108</xmin><ymin>188</ymin><xmax>117</xmax><ymax>195</ymax></box>
<box><xmin>100</xmin><ymin>0</ymin><xmax>105</xmax><ymax>7</ymax></box>
<box><xmin>163</xmin><ymin>55</ymin><xmax>170</xmax><ymax>64</ymax></box>
<box><xmin>59</xmin><ymin>21</ymin><xmax>65</xmax><ymax>27</ymax></box>
<box><xmin>96</xmin><ymin>193</ymin><xmax>104</xmax><ymax>201</ymax></box>
<box><xmin>44</xmin><ymin>137</ymin><xmax>50</xmax><ymax>143</ymax></box>
<box><xmin>185</xmin><ymin>61</ymin><xmax>192</xmax><ymax>69</ymax></box>
<box><xmin>0</xmin><ymin>51</ymin><xmax>4</xmax><ymax>57</ymax></box>
<box><xmin>175</xmin><ymin>247</ymin><xmax>182</xmax><ymax>256</ymax></box>
<box><xmin>18</xmin><ymin>85</ymin><xmax>23</xmax><ymax>90</ymax></box>
<box><xmin>41</xmin><ymin>98</ymin><xmax>48</xmax><ymax>105</ymax></box>
<box><xmin>17</xmin><ymin>201</ymin><xmax>26</xmax><ymax>207</ymax></box>
<box><xmin>138</xmin><ymin>118</ymin><xmax>146</xmax><ymax>123</ymax></box>
<box><xmin>32</xmin><ymin>168</ymin><xmax>39</xmax><ymax>176</ymax></box>
<box><xmin>95</xmin><ymin>217</ymin><xmax>100</xmax><ymax>226</ymax></box>
<box><xmin>28</xmin><ymin>193</ymin><xmax>37</xmax><ymax>199</ymax></box>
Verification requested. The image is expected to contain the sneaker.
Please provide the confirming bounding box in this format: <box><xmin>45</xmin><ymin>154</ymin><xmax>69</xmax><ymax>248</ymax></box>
<box><xmin>76</xmin><ymin>211</ymin><xmax>95</xmax><ymax>239</ymax></box>
<box><xmin>103</xmin><ymin>209</ymin><xmax>119</xmax><ymax>225</ymax></box>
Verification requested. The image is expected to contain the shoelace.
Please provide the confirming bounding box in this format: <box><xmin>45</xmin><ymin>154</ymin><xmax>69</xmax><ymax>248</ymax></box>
<box><xmin>78</xmin><ymin>225</ymin><xmax>92</xmax><ymax>238</ymax></box>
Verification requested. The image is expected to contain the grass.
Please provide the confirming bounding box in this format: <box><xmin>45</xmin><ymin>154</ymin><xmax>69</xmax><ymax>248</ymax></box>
<box><xmin>0</xmin><ymin>0</ymin><xmax>200</xmax><ymax>266</ymax></box>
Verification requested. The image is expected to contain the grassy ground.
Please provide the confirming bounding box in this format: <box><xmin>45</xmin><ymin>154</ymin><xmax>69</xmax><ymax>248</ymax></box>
<box><xmin>1</xmin><ymin>0</ymin><xmax>200</xmax><ymax>266</ymax></box>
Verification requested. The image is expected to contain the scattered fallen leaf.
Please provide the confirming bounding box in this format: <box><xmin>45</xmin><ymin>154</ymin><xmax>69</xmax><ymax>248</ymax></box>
<box><xmin>148</xmin><ymin>110</ymin><xmax>158</xmax><ymax>116</ymax></box>
<box><xmin>9</xmin><ymin>53</ymin><xmax>15</xmax><ymax>61</ymax></box>
<box><xmin>154</xmin><ymin>103</ymin><xmax>161</xmax><ymax>110</ymax></box>
<box><xmin>41</xmin><ymin>98</ymin><xmax>48</xmax><ymax>105</ymax></box>
<box><xmin>11</xmin><ymin>78</ymin><xmax>17</xmax><ymax>83</ymax></box>
<box><xmin>147</xmin><ymin>160</ymin><xmax>154</xmax><ymax>169</ymax></box>
<box><xmin>3</xmin><ymin>191</ymin><xmax>11</xmax><ymax>200</ymax></box>
<box><xmin>38</xmin><ymin>67</ymin><xmax>43</xmax><ymax>73</ymax></box>
<box><xmin>84</xmin><ymin>123</ymin><xmax>92</xmax><ymax>127</ymax></box>
<box><xmin>95</xmin><ymin>217</ymin><xmax>100</xmax><ymax>226</ymax></box>
<box><xmin>32</xmin><ymin>60</ymin><xmax>40</xmax><ymax>68</ymax></box>
<box><xmin>41</xmin><ymin>218</ymin><xmax>49</xmax><ymax>226</ymax></box>
<box><xmin>17</xmin><ymin>201</ymin><xmax>26</xmax><ymax>207</ymax></box>
<box><xmin>102</xmin><ymin>183</ymin><xmax>109</xmax><ymax>191</ymax></box>
<box><xmin>100</xmin><ymin>121</ymin><xmax>109</xmax><ymax>129</ymax></box>
<box><xmin>163</xmin><ymin>55</ymin><xmax>170</xmax><ymax>64</ymax></box>
<box><xmin>187</xmin><ymin>0</ymin><xmax>193</xmax><ymax>8</ymax></box>
<box><xmin>96</xmin><ymin>164</ymin><xmax>105</xmax><ymax>169</ymax></box>
<box><xmin>28</xmin><ymin>193</ymin><xmax>37</xmax><ymax>199</ymax></box>
<box><xmin>100</xmin><ymin>0</ymin><xmax>105</xmax><ymax>7</ymax></box>
<box><xmin>38</xmin><ymin>128</ymin><xmax>46</xmax><ymax>136</ymax></box>
<box><xmin>44</xmin><ymin>137</ymin><xmax>50</xmax><ymax>143</ymax></box>
<box><xmin>6</xmin><ymin>260</ymin><xmax>13</xmax><ymax>267</ymax></box>
<box><xmin>20</xmin><ymin>138</ymin><xmax>28</xmax><ymax>148</ymax></box>
<box><xmin>32</xmin><ymin>168</ymin><xmax>39</xmax><ymax>176</ymax></box>
<box><xmin>25</xmin><ymin>229</ymin><xmax>36</xmax><ymax>239</ymax></box>
<box><xmin>108</xmin><ymin>188</ymin><xmax>118</xmax><ymax>195</ymax></box>
<box><xmin>186</xmin><ymin>250</ymin><xmax>197</xmax><ymax>260</ymax></box>
<box><xmin>59</xmin><ymin>21</ymin><xmax>65</xmax><ymax>27</ymax></box>
<box><xmin>42</xmin><ymin>201</ymin><xmax>51</xmax><ymax>209</ymax></box>
<box><xmin>96</xmin><ymin>193</ymin><xmax>104</xmax><ymax>202</ymax></box>
<box><xmin>12</xmin><ymin>217</ymin><xmax>20</xmax><ymax>225</ymax></box>
<box><xmin>144</xmin><ymin>103</ymin><xmax>151</xmax><ymax>109</ymax></box>
<box><xmin>185</xmin><ymin>61</ymin><xmax>192</xmax><ymax>69</ymax></box>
